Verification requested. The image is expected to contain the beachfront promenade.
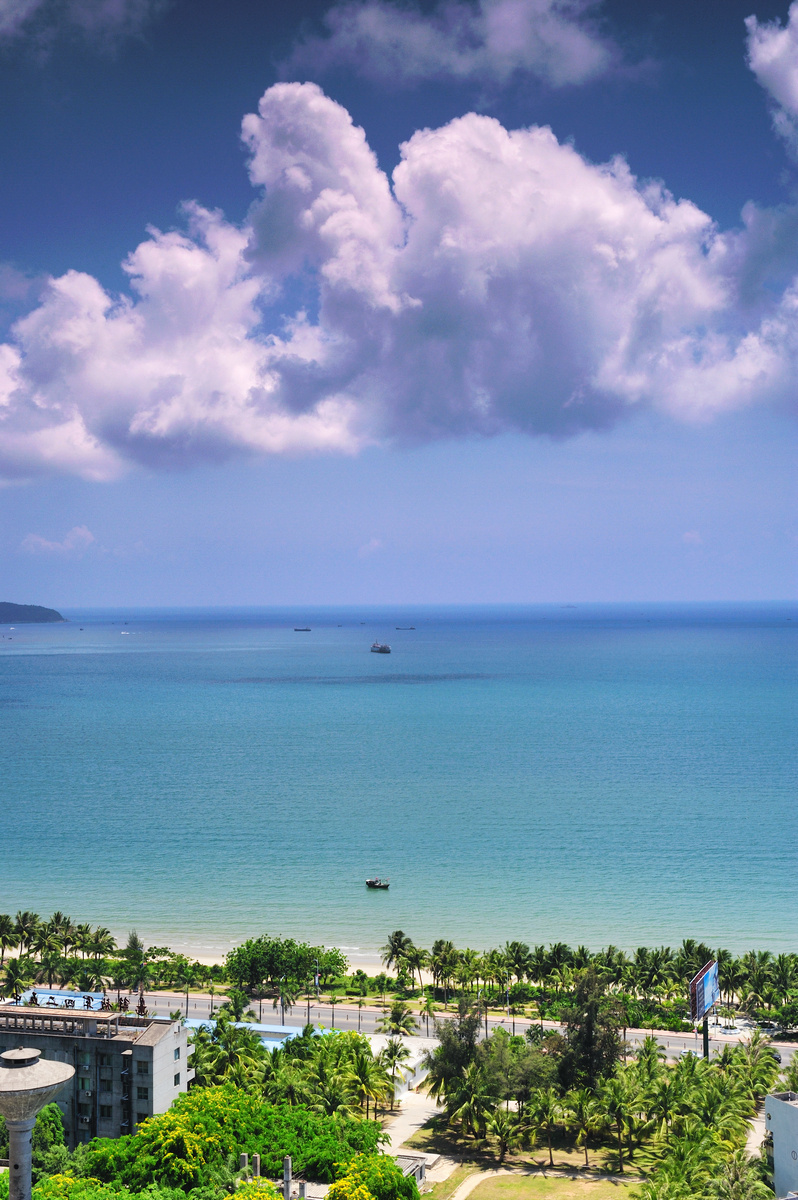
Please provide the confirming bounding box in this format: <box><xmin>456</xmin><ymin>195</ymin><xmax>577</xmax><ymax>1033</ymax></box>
<box><xmin>140</xmin><ymin>990</ymin><xmax>798</xmax><ymax>1063</ymax></box>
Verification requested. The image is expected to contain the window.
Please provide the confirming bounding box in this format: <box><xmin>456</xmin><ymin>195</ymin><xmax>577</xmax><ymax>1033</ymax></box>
<box><xmin>78</xmin><ymin>1077</ymin><xmax>91</xmax><ymax>1091</ymax></box>
<box><xmin>136</xmin><ymin>1113</ymin><xmax>148</xmax><ymax>1126</ymax></box>
<box><xmin>98</xmin><ymin>1054</ymin><xmax>111</xmax><ymax>1067</ymax></box>
<box><xmin>77</xmin><ymin>1104</ymin><xmax>90</xmax><ymax>1117</ymax></box>
<box><xmin>79</xmin><ymin>1053</ymin><xmax>90</xmax><ymax>1068</ymax></box>
<box><xmin>136</xmin><ymin>1060</ymin><xmax>148</xmax><ymax>1074</ymax></box>
<box><xmin>100</xmin><ymin>1079</ymin><xmax>112</xmax><ymax>1093</ymax></box>
<box><xmin>173</xmin><ymin>1073</ymin><xmax>180</xmax><ymax>1086</ymax></box>
<box><xmin>99</xmin><ymin>1106</ymin><xmax>113</xmax><ymax>1121</ymax></box>
<box><xmin>174</xmin><ymin>1047</ymin><xmax>180</xmax><ymax>1061</ymax></box>
<box><xmin>137</xmin><ymin>1087</ymin><xmax>149</xmax><ymax>1101</ymax></box>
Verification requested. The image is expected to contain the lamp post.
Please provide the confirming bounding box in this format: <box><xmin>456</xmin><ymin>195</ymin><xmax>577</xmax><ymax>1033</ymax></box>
<box><xmin>0</xmin><ymin>1048</ymin><xmax>74</xmax><ymax>1200</ymax></box>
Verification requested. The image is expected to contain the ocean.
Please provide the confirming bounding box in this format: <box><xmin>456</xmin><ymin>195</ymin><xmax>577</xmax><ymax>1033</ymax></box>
<box><xmin>1</xmin><ymin>604</ymin><xmax>795</xmax><ymax>963</ymax></box>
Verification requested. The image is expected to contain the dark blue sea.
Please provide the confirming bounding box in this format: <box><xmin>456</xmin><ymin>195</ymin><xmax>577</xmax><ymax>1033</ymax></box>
<box><xmin>1</xmin><ymin>604</ymin><xmax>795</xmax><ymax>961</ymax></box>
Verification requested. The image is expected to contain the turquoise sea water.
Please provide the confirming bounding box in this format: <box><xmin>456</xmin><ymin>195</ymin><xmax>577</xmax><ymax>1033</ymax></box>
<box><xmin>1</xmin><ymin>604</ymin><xmax>795</xmax><ymax>961</ymax></box>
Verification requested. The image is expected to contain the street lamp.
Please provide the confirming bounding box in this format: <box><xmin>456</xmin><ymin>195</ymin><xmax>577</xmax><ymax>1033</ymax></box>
<box><xmin>0</xmin><ymin>1048</ymin><xmax>74</xmax><ymax>1200</ymax></box>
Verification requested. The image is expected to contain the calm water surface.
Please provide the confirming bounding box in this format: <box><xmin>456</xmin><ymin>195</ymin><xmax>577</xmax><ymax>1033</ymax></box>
<box><xmin>1</xmin><ymin>604</ymin><xmax>795</xmax><ymax>960</ymax></box>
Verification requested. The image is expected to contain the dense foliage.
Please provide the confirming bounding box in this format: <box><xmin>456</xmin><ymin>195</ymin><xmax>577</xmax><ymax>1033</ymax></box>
<box><xmin>422</xmin><ymin>968</ymin><xmax>781</xmax><ymax>1196</ymax></box>
<box><xmin>81</xmin><ymin>1085</ymin><xmax>381</xmax><ymax>1188</ymax></box>
<box><xmin>328</xmin><ymin>1155</ymin><xmax>418</xmax><ymax>1200</ymax></box>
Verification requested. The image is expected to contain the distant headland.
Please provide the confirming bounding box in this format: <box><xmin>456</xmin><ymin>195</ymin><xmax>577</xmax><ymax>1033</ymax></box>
<box><xmin>0</xmin><ymin>601</ymin><xmax>65</xmax><ymax>623</ymax></box>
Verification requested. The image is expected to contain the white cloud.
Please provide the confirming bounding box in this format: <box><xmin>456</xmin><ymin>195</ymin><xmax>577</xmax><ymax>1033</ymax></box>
<box><xmin>0</xmin><ymin>0</ymin><xmax>165</xmax><ymax>44</ymax></box>
<box><xmin>1</xmin><ymin>82</ymin><xmax>797</xmax><ymax>481</ymax></box>
<box><xmin>358</xmin><ymin>537</ymin><xmax>383</xmax><ymax>556</ymax></box>
<box><xmin>746</xmin><ymin>3</ymin><xmax>798</xmax><ymax>152</ymax></box>
<box><xmin>22</xmin><ymin>524</ymin><xmax>95</xmax><ymax>554</ymax></box>
<box><xmin>681</xmin><ymin>530</ymin><xmax>703</xmax><ymax>546</ymax></box>
<box><xmin>285</xmin><ymin>0</ymin><xmax>615</xmax><ymax>88</ymax></box>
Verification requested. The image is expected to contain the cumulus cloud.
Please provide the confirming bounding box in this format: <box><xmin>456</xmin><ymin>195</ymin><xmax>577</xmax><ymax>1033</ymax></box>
<box><xmin>746</xmin><ymin>3</ymin><xmax>798</xmax><ymax>152</ymax></box>
<box><xmin>22</xmin><ymin>524</ymin><xmax>95</xmax><ymax>554</ymax></box>
<box><xmin>1</xmin><ymin>81</ymin><xmax>797</xmax><ymax>481</ymax></box>
<box><xmin>285</xmin><ymin>0</ymin><xmax>614</xmax><ymax>88</ymax></box>
<box><xmin>0</xmin><ymin>0</ymin><xmax>165</xmax><ymax>45</ymax></box>
<box><xmin>681</xmin><ymin>531</ymin><xmax>703</xmax><ymax>546</ymax></box>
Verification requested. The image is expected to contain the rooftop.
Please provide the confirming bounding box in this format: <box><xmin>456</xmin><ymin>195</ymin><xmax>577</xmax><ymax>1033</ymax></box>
<box><xmin>0</xmin><ymin>1005</ymin><xmax>177</xmax><ymax>1043</ymax></box>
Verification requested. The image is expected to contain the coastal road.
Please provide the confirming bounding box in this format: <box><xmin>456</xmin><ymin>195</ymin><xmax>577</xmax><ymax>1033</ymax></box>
<box><xmin>141</xmin><ymin>991</ymin><xmax>797</xmax><ymax>1064</ymax></box>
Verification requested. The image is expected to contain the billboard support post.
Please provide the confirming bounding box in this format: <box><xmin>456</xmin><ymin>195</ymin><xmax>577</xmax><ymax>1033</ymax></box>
<box><xmin>702</xmin><ymin>1015</ymin><xmax>709</xmax><ymax>1060</ymax></box>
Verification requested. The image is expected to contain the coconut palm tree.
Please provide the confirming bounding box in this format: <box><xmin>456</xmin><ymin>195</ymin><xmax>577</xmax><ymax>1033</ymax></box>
<box><xmin>404</xmin><ymin>945</ymin><xmax>429</xmax><ymax>993</ymax></box>
<box><xmin>376</xmin><ymin>999</ymin><xmax>418</xmax><ymax>1037</ymax></box>
<box><xmin>526</xmin><ymin>1088</ymin><xmax>562</xmax><ymax>1168</ymax></box>
<box><xmin>273</xmin><ymin>980</ymin><xmax>299</xmax><ymax>1024</ymax></box>
<box><xmin>487</xmin><ymin>1108</ymin><xmax>521</xmax><ymax>1164</ymax></box>
<box><xmin>448</xmin><ymin>1060</ymin><xmax>494</xmax><ymax>1139</ymax></box>
<box><xmin>0</xmin><ymin>916</ymin><xmax>18</xmax><ymax>967</ymax></box>
<box><xmin>2</xmin><ymin>955</ymin><xmax>33</xmax><ymax>1000</ymax></box>
<box><xmin>420</xmin><ymin>993</ymin><xmax>438</xmax><ymax>1036</ymax></box>
<box><xmin>73</xmin><ymin>924</ymin><xmax>93</xmax><ymax>960</ymax></box>
<box><xmin>88</xmin><ymin>928</ymin><xmax>116</xmax><ymax>961</ymax></box>
<box><xmin>564</xmin><ymin>1088</ymin><xmax>604</xmax><ymax>1168</ymax></box>
<box><xmin>14</xmin><ymin>912</ymin><xmax>40</xmax><ymax>954</ymax></box>
<box><xmin>175</xmin><ymin>962</ymin><xmax>198</xmax><ymax>1018</ymax></box>
<box><xmin>381</xmin><ymin>930</ymin><xmax>413</xmax><ymax>972</ymax></box>
<box><xmin>601</xmin><ymin>1075</ymin><xmax>634</xmax><ymax>1173</ymax></box>
<box><xmin>708</xmin><ymin>1149</ymin><xmax>772</xmax><ymax>1200</ymax></box>
<box><xmin>381</xmin><ymin>1037</ymin><xmax>411</xmax><ymax>1108</ymax></box>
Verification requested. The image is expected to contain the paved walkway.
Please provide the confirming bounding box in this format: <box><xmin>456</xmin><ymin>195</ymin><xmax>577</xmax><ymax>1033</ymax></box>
<box><xmin>384</xmin><ymin>1088</ymin><xmax>443</xmax><ymax>1152</ymax></box>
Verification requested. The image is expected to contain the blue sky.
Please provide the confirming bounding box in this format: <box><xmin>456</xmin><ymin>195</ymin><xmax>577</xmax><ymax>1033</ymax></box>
<box><xmin>0</xmin><ymin>0</ymin><xmax>796</xmax><ymax>604</ymax></box>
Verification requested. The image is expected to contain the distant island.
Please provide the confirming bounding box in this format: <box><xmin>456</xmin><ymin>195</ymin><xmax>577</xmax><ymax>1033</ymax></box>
<box><xmin>0</xmin><ymin>601</ymin><xmax>65</xmax><ymax>623</ymax></box>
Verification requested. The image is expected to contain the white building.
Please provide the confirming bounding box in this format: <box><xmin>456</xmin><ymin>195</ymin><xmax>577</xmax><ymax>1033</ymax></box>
<box><xmin>765</xmin><ymin>1091</ymin><xmax>798</xmax><ymax>1199</ymax></box>
<box><xmin>0</xmin><ymin>1004</ymin><xmax>192</xmax><ymax>1146</ymax></box>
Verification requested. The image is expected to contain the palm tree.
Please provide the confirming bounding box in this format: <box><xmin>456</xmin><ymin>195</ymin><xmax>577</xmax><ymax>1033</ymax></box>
<box><xmin>35</xmin><ymin>950</ymin><xmax>64</xmax><ymax>988</ymax></box>
<box><xmin>601</xmin><ymin>1075</ymin><xmax>634</xmax><ymax>1173</ymax></box>
<box><xmin>73</xmin><ymin>924</ymin><xmax>93</xmax><ymax>960</ymax></box>
<box><xmin>420</xmin><ymin>993</ymin><xmax>438</xmax><ymax>1036</ymax></box>
<box><xmin>349</xmin><ymin>1047</ymin><xmax>387</xmax><ymax>1118</ymax></box>
<box><xmin>404</xmin><ymin>945</ymin><xmax>429</xmax><ymax>993</ymax></box>
<box><xmin>175</xmin><ymin>962</ymin><xmax>198</xmax><ymax>1018</ymax></box>
<box><xmin>219</xmin><ymin>989</ymin><xmax>256</xmax><ymax>1022</ymax></box>
<box><xmin>273</xmin><ymin>980</ymin><xmax>299</xmax><ymax>1024</ymax></box>
<box><xmin>32</xmin><ymin>929</ymin><xmax>63</xmax><ymax>961</ymax></box>
<box><xmin>381</xmin><ymin>1036</ymin><xmax>411</xmax><ymax>1108</ymax></box>
<box><xmin>381</xmin><ymin>930</ymin><xmax>413</xmax><ymax>974</ymax></box>
<box><xmin>376</xmin><ymin>999</ymin><xmax>418</xmax><ymax>1037</ymax></box>
<box><xmin>15</xmin><ymin>912</ymin><xmax>40</xmax><ymax>954</ymax></box>
<box><xmin>526</xmin><ymin>1088</ymin><xmax>561</xmax><ymax>1168</ymax></box>
<box><xmin>328</xmin><ymin>992</ymin><xmax>341</xmax><ymax>1029</ymax></box>
<box><xmin>708</xmin><ymin>1149</ymin><xmax>771</xmax><ymax>1200</ymax></box>
<box><xmin>487</xmin><ymin>1108</ymin><xmax>521</xmax><ymax>1164</ymax></box>
<box><xmin>564</xmin><ymin>1088</ymin><xmax>604</xmax><ymax>1168</ymax></box>
<box><xmin>448</xmin><ymin>1060</ymin><xmax>494</xmax><ymax>1138</ymax></box>
<box><xmin>0</xmin><ymin>916</ymin><xmax>18</xmax><ymax>966</ymax></box>
<box><xmin>88</xmin><ymin>928</ymin><xmax>116</xmax><ymax>961</ymax></box>
<box><xmin>209</xmin><ymin>1014</ymin><xmax>265</xmax><ymax>1085</ymax></box>
<box><xmin>2</xmin><ymin>955</ymin><xmax>33</xmax><ymax>1000</ymax></box>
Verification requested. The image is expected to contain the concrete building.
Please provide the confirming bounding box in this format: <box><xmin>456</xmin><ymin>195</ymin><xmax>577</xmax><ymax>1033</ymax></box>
<box><xmin>765</xmin><ymin>1092</ymin><xmax>798</xmax><ymax>1199</ymax></box>
<box><xmin>0</xmin><ymin>1005</ymin><xmax>192</xmax><ymax>1148</ymax></box>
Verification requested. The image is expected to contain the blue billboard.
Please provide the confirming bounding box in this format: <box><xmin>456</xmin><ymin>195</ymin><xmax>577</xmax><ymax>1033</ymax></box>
<box><xmin>690</xmin><ymin>960</ymin><xmax>720</xmax><ymax>1022</ymax></box>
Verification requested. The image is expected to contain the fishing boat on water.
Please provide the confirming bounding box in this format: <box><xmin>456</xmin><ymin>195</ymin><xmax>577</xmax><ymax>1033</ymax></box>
<box><xmin>365</xmin><ymin>877</ymin><xmax>390</xmax><ymax>889</ymax></box>
<box><xmin>371</xmin><ymin>641</ymin><xmax>391</xmax><ymax>653</ymax></box>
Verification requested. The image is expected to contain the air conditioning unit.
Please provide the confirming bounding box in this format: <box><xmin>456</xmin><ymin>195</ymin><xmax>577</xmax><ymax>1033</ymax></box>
<box><xmin>83</xmin><ymin>1090</ymin><xmax>93</xmax><ymax>1097</ymax></box>
<box><xmin>78</xmin><ymin>1117</ymin><xmax>90</xmax><ymax>1126</ymax></box>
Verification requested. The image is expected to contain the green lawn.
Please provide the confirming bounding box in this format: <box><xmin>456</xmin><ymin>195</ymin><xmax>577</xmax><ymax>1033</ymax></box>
<box><xmin>469</xmin><ymin>1177</ymin><xmax>636</xmax><ymax>1200</ymax></box>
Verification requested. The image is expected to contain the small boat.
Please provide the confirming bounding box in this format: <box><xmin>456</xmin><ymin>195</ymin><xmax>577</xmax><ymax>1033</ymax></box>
<box><xmin>395</xmin><ymin>627</ymin><xmax>415</xmax><ymax>630</ymax></box>
<box><xmin>371</xmin><ymin>641</ymin><xmax>391</xmax><ymax>653</ymax></box>
<box><xmin>366</xmin><ymin>878</ymin><xmax>390</xmax><ymax>889</ymax></box>
<box><xmin>294</xmin><ymin>627</ymin><xmax>311</xmax><ymax>632</ymax></box>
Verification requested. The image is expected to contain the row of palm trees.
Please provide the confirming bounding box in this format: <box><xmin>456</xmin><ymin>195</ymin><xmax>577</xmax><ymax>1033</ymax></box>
<box><xmin>427</xmin><ymin>1025</ymin><xmax>779</xmax><ymax>1197</ymax></box>
<box><xmin>381</xmin><ymin>931</ymin><xmax>798</xmax><ymax>1012</ymax></box>
<box><xmin>189</xmin><ymin>1015</ymin><xmax>410</xmax><ymax>1120</ymax></box>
